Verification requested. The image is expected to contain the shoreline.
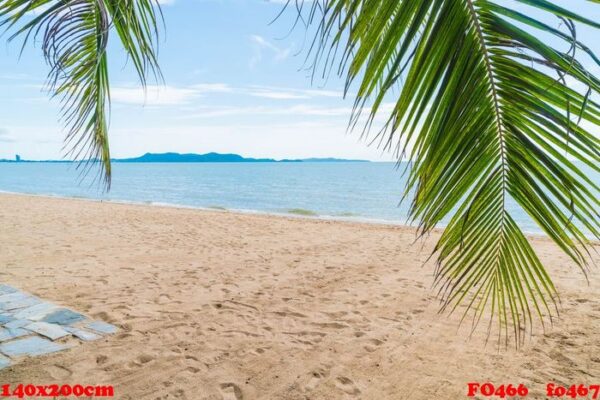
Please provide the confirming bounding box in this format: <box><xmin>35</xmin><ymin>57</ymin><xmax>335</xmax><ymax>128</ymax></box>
<box><xmin>0</xmin><ymin>190</ymin><xmax>557</xmax><ymax>239</ymax></box>
<box><xmin>0</xmin><ymin>188</ymin><xmax>423</xmax><ymax>229</ymax></box>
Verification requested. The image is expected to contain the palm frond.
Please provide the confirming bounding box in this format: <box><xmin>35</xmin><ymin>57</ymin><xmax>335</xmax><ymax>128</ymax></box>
<box><xmin>0</xmin><ymin>0</ymin><xmax>162</xmax><ymax>187</ymax></box>
<box><xmin>296</xmin><ymin>0</ymin><xmax>600</xmax><ymax>346</ymax></box>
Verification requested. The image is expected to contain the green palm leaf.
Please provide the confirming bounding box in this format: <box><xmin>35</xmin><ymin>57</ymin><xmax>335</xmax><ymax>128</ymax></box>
<box><xmin>0</xmin><ymin>0</ymin><xmax>162</xmax><ymax>187</ymax></box>
<box><xmin>297</xmin><ymin>0</ymin><xmax>600</xmax><ymax>346</ymax></box>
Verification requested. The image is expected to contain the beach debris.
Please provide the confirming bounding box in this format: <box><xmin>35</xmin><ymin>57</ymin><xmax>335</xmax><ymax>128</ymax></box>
<box><xmin>0</xmin><ymin>285</ymin><xmax>118</xmax><ymax>366</ymax></box>
<box><xmin>0</xmin><ymin>337</ymin><xmax>70</xmax><ymax>357</ymax></box>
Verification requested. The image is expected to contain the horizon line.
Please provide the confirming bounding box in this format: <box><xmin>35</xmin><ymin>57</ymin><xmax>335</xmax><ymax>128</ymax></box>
<box><xmin>0</xmin><ymin>151</ymin><xmax>405</xmax><ymax>163</ymax></box>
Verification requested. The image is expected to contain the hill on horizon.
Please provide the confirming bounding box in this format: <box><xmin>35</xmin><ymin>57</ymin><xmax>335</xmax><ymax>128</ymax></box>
<box><xmin>0</xmin><ymin>152</ymin><xmax>370</xmax><ymax>163</ymax></box>
<box><xmin>113</xmin><ymin>152</ymin><xmax>370</xmax><ymax>163</ymax></box>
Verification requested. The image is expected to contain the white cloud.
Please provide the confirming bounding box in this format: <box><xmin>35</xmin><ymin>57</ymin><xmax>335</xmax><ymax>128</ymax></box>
<box><xmin>109</xmin><ymin>83</ymin><xmax>346</xmax><ymax>106</ymax></box>
<box><xmin>250</xmin><ymin>34</ymin><xmax>291</xmax><ymax>67</ymax></box>
<box><xmin>177</xmin><ymin>105</ymin><xmax>348</xmax><ymax>119</ymax></box>
<box><xmin>246</xmin><ymin>89</ymin><xmax>309</xmax><ymax>100</ymax></box>
<box><xmin>0</xmin><ymin>128</ymin><xmax>14</xmax><ymax>143</ymax></box>
<box><xmin>245</xmin><ymin>85</ymin><xmax>345</xmax><ymax>99</ymax></box>
<box><xmin>178</xmin><ymin>102</ymin><xmax>395</xmax><ymax>119</ymax></box>
<box><xmin>302</xmin><ymin>88</ymin><xmax>346</xmax><ymax>98</ymax></box>
<box><xmin>111</xmin><ymin>85</ymin><xmax>200</xmax><ymax>105</ymax></box>
<box><xmin>190</xmin><ymin>83</ymin><xmax>233</xmax><ymax>93</ymax></box>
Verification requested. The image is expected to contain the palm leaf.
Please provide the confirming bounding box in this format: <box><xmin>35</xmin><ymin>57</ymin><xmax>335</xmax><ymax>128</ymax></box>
<box><xmin>0</xmin><ymin>0</ymin><xmax>162</xmax><ymax>187</ymax></box>
<box><xmin>296</xmin><ymin>0</ymin><xmax>600</xmax><ymax>346</ymax></box>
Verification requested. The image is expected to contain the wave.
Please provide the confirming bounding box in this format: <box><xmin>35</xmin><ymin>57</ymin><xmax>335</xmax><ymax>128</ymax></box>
<box><xmin>287</xmin><ymin>208</ymin><xmax>318</xmax><ymax>216</ymax></box>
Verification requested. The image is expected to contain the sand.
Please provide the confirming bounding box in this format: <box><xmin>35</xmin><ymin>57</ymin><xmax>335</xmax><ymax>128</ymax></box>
<box><xmin>0</xmin><ymin>193</ymin><xmax>598</xmax><ymax>399</ymax></box>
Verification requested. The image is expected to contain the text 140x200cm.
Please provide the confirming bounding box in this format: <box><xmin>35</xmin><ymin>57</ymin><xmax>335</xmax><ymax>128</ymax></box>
<box><xmin>0</xmin><ymin>384</ymin><xmax>114</xmax><ymax>398</ymax></box>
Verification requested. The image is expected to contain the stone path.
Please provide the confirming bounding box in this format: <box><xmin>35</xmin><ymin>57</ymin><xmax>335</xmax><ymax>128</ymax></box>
<box><xmin>0</xmin><ymin>284</ymin><xmax>117</xmax><ymax>370</ymax></box>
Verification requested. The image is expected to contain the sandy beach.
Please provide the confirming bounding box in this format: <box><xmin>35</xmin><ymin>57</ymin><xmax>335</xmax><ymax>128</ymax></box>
<box><xmin>0</xmin><ymin>192</ymin><xmax>598</xmax><ymax>399</ymax></box>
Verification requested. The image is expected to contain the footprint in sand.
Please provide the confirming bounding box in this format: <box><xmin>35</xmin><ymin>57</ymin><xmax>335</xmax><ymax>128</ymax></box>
<box><xmin>219</xmin><ymin>383</ymin><xmax>243</xmax><ymax>400</ymax></box>
<box><xmin>305</xmin><ymin>368</ymin><xmax>330</xmax><ymax>392</ymax></box>
<box><xmin>311</xmin><ymin>322</ymin><xmax>349</xmax><ymax>330</ymax></box>
<box><xmin>47</xmin><ymin>365</ymin><xmax>72</xmax><ymax>380</ymax></box>
<box><xmin>185</xmin><ymin>366</ymin><xmax>202</xmax><ymax>374</ymax></box>
<box><xmin>137</xmin><ymin>354</ymin><xmax>155</xmax><ymax>364</ymax></box>
<box><xmin>96</xmin><ymin>355</ymin><xmax>108</xmax><ymax>365</ymax></box>
<box><xmin>126</xmin><ymin>354</ymin><xmax>156</xmax><ymax>369</ymax></box>
<box><xmin>335</xmin><ymin>376</ymin><xmax>361</xmax><ymax>396</ymax></box>
<box><xmin>364</xmin><ymin>338</ymin><xmax>384</xmax><ymax>353</ymax></box>
<box><xmin>170</xmin><ymin>388</ymin><xmax>186</xmax><ymax>398</ymax></box>
<box><xmin>156</xmin><ymin>293</ymin><xmax>171</xmax><ymax>305</ymax></box>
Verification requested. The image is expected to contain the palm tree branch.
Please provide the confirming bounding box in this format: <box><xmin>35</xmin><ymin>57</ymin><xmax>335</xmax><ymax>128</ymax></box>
<box><xmin>0</xmin><ymin>0</ymin><xmax>162</xmax><ymax>187</ymax></box>
<box><xmin>293</xmin><ymin>0</ymin><xmax>600</xmax><ymax>346</ymax></box>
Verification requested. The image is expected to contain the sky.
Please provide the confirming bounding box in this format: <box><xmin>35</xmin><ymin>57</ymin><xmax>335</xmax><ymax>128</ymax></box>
<box><xmin>0</xmin><ymin>0</ymin><xmax>598</xmax><ymax>161</ymax></box>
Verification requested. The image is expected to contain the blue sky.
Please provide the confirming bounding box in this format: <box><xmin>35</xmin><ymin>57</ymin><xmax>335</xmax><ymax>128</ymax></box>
<box><xmin>0</xmin><ymin>0</ymin><xmax>598</xmax><ymax>161</ymax></box>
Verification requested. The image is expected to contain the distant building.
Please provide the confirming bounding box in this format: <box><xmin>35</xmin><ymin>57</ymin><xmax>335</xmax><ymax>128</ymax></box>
<box><xmin>15</xmin><ymin>155</ymin><xmax>21</xmax><ymax>162</ymax></box>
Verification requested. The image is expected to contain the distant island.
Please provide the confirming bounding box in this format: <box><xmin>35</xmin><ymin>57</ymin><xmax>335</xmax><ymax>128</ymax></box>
<box><xmin>0</xmin><ymin>152</ymin><xmax>370</xmax><ymax>163</ymax></box>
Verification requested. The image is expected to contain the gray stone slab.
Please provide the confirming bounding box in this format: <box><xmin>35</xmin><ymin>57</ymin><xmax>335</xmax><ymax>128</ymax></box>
<box><xmin>42</xmin><ymin>309</ymin><xmax>86</xmax><ymax>326</ymax></box>
<box><xmin>85</xmin><ymin>321</ymin><xmax>118</xmax><ymax>335</ymax></box>
<box><xmin>0</xmin><ymin>354</ymin><xmax>10</xmax><ymax>370</ymax></box>
<box><xmin>0</xmin><ymin>328</ymin><xmax>30</xmax><ymax>342</ymax></box>
<box><xmin>0</xmin><ymin>285</ymin><xmax>17</xmax><ymax>296</ymax></box>
<box><xmin>24</xmin><ymin>322</ymin><xmax>70</xmax><ymax>341</ymax></box>
<box><xmin>0</xmin><ymin>292</ymin><xmax>28</xmax><ymax>305</ymax></box>
<box><xmin>1</xmin><ymin>296</ymin><xmax>41</xmax><ymax>312</ymax></box>
<box><xmin>4</xmin><ymin>319</ymin><xmax>30</xmax><ymax>329</ymax></box>
<box><xmin>0</xmin><ymin>337</ymin><xmax>69</xmax><ymax>357</ymax></box>
<box><xmin>64</xmin><ymin>327</ymin><xmax>101</xmax><ymax>342</ymax></box>
<box><xmin>13</xmin><ymin>303</ymin><xmax>59</xmax><ymax>321</ymax></box>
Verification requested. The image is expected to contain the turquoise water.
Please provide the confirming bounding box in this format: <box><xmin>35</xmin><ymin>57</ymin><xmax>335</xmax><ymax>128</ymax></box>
<box><xmin>0</xmin><ymin>162</ymin><xmax>595</xmax><ymax>234</ymax></box>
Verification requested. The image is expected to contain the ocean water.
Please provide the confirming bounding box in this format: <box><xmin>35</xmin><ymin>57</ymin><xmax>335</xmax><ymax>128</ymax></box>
<box><xmin>0</xmin><ymin>162</ymin><xmax>595</xmax><ymax>235</ymax></box>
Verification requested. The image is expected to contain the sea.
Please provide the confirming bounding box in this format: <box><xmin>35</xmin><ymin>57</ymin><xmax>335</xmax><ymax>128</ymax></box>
<box><xmin>0</xmin><ymin>162</ymin><xmax>597</xmax><ymax>235</ymax></box>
